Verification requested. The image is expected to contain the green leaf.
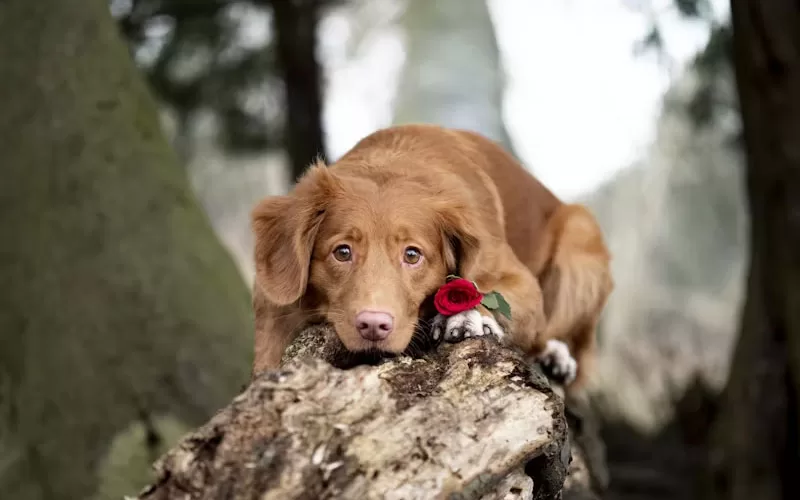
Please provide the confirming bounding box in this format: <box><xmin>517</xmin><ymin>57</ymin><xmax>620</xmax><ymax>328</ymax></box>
<box><xmin>496</xmin><ymin>293</ymin><xmax>512</xmax><ymax>320</ymax></box>
<box><xmin>481</xmin><ymin>291</ymin><xmax>511</xmax><ymax>320</ymax></box>
<box><xmin>481</xmin><ymin>292</ymin><xmax>499</xmax><ymax>310</ymax></box>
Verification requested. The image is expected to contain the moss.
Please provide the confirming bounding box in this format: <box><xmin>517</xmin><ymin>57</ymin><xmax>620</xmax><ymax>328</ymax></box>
<box><xmin>92</xmin><ymin>415</ymin><xmax>192</xmax><ymax>500</ymax></box>
<box><xmin>0</xmin><ymin>1</ymin><xmax>253</xmax><ymax>498</ymax></box>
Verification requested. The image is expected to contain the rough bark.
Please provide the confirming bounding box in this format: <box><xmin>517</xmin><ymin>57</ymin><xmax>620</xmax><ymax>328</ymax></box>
<box><xmin>138</xmin><ymin>326</ymin><xmax>607</xmax><ymax>500</ymax></box>
<box><xmin>708</xmin><ymin>1</ymin><xmax>800</xmax><ymax>499</ymax></box>
<box><xmin>271</xmin><ymin>0</ymin><xmax>328</xmax><ymax>181</ymax></box>
<box><xmin>0</xmin><ymin>1</ymin><xmax>252</xmax><ymax>499</ymax></box>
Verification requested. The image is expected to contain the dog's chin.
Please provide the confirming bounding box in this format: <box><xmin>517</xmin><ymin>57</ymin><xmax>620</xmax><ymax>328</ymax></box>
<box><xmin>331</xmin><ymin>343</ymin><xmax>400</xmax><ymax>369</ymax></box>
<box><xmin>330</xmin><ymin>322</ymin><xmax>436</xmax><ymax>370</ymax></box>
<box><xmin>332</xmin><ymin>333</ymin><xmax>412</xmax><ymax>369</ymax></box>
<box><xmin>345</xmin><ymin>337</ymin><xmax>406</xmax><ymax>355</ymax></box>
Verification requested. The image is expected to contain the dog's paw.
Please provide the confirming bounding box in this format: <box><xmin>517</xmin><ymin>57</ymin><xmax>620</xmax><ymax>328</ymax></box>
<box><xmin>537</xmin><ymin>339</ymin><xmax>577</xmax><ymax>385</ymax></box>
<box><xmin>431</xmin><ymin>310</ymin><xmax>504</xmax><ymax>343</ymax></box>
<box><xmin>432</xmin><ymin>310</ymin><xmax>482</xmax><ymax>343</ymax></box>
<box><xmin>479</xmin><ymin>314</ymin><xmax>504</xmax><ymax>339</ymax></box>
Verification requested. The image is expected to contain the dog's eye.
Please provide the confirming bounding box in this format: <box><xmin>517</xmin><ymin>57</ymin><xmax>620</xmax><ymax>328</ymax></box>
<box><xmin>332</xmin><ymin>244</ymin><xmax>352</xmax><ymax>262</ymax></box>
<box><xmin>403</xmin><ymin>246</ymin><xmax>423</xmax><ymax>265</ymax></box>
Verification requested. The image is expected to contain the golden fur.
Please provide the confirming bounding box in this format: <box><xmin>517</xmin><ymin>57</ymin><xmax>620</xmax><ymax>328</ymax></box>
<box><xmin>251</xmin><ymin>124</ymin><xmax>613</xmax><ymax>389</ymax></box>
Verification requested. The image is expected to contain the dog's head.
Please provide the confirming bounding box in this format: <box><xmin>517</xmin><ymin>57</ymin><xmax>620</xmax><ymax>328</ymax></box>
<box><xmin>251</xmin><ymin>162</ymin><xmax>487</xmax><ymax>355</ymax></box>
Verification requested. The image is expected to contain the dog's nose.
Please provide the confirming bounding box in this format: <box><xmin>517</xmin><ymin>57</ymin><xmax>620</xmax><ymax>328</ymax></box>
<box><xmin>355</xmin><ymin>310</ymin><xmax>394</xmax><ymax>341</ymax></box>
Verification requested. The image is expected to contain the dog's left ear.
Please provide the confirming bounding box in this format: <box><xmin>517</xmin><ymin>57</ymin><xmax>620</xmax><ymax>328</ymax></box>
<box><xmin>251</xmin><ymin>162</ymin><xmax>341</xmax><ymax>306</ymax></box>
<box><xmin>436</xmin><ymin>201</ymin><xmax>492</xmax><ymax>281</ymax></box>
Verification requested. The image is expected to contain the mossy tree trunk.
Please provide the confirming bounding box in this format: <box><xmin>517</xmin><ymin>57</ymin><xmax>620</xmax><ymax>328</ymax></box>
<box><xmin>0</xmin><ymin>1</ymin><xmax>253</xmax><ymax>499</ymax></box>
<box><xmin>708</xmin><ymin>1</ymin><xmax>800</xmax><ymax>499</ymax></box>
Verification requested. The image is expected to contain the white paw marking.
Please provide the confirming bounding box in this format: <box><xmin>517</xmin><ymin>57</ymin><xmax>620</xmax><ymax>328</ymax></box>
<box><xmin>537</xmin><ymin>339</ymin><xmax>577</xmax><ymax>385</ymax></box>
<box><xmin>480</xmin><ymin>314</ymin><xmax>504</xmax><ymax>339</ymax></box>
<box><xmin>431</xmin><ymin>309</ymin><xmax>505</xmax><ymax>343</ymax></box>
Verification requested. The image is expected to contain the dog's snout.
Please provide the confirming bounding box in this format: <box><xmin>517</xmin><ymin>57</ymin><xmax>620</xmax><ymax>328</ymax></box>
<box><xmin>355</xmin><ymin>310</ymin><xmax>394</xmax><ymax>341</ymax></box>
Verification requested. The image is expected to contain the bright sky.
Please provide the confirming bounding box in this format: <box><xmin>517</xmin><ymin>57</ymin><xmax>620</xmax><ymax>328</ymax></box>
<box><xmin>322</xmin><ymin>0</ymin><xmax>729</xmax><ymax>200</ymax></box>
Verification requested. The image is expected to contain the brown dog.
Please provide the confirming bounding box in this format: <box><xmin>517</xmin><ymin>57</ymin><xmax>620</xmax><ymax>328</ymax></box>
<box><xmin>250</xmin><ymin>124</ymin><xmax>613</xmax><ymax>389</ymax></box>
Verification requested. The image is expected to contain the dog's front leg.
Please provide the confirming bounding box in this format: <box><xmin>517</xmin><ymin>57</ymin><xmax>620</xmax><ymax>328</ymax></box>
<box><xmin>474</xmin><ymin>247</ymin><xmax>579</xmax><ymax>385</ymax></box>
<box><xmin>252</xmin><ymin>285</ymin><xmax>306</xmax><ymax>377</ymax></box>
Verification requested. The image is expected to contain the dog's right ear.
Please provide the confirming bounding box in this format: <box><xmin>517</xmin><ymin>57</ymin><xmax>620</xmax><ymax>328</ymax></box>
<box><xmin>251</xmin><ymin>163</ymin><xmax>341</xmax><ymax>306</ymax></box>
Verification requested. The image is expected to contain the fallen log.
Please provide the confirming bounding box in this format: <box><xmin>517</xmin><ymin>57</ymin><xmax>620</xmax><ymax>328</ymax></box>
<box><xmin>137</xmin><ymin>325</ymin><xmax>604</xmax><ymax>499</ymax></box>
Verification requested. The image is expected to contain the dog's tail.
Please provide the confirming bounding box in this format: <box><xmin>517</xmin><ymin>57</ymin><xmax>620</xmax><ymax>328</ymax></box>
<box><xmin>533</xmin><ymin>203</ymin><xmax>614</xmax><ymax>388</ymax></box>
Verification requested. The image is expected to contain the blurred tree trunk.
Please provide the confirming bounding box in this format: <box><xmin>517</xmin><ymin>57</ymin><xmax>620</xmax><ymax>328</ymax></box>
<box><xmin>393</xmin><ymin>0</ymin><xmax>518</xmax><ymax>158</ymax></box>
<box><xmin>709</xmin><ymin>1</ymin><xmax>800</xmax><ymax>499</ymax></box>
<box><xmin>0</xmin><ymin>1</ymin><xmax>253</xmax><ymax>499</ymax></box>
<box><xmin>271</xmin><ymin>0</ymin><xmax>327</xmax><ymax>181</ymax></box>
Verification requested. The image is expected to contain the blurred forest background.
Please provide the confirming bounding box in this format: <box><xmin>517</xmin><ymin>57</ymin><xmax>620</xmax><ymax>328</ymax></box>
<box><xmin>2</xmin><ymin>0</ymin><xmax>798</xmax><ymax>499</ymax></box>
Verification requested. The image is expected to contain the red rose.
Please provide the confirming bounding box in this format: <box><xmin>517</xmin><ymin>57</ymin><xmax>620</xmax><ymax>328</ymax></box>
<box><xmin>434</xmin><ymin>278</ymin><xmax>484</xmax><ymax>316</ymax></box>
